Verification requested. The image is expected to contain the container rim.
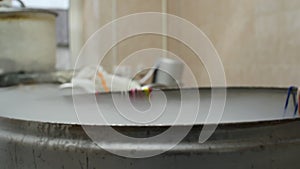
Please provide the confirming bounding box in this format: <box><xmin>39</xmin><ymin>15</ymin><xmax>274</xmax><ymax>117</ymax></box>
<box><xmin>0</xmin><ymin>7</ymin><xmax>58</xmax><ymax>16</ymax></box>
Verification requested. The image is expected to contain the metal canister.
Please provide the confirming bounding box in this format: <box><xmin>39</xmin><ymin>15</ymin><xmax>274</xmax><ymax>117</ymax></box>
<box><xmin>0</xmin><ymin>7</ymin><xmax>57</xmax><ymax>73</ymax></box>
<box><xmin>0</xmin><ymin>86</ymin><xmax>300</xmax><ymax>168</ymax></box>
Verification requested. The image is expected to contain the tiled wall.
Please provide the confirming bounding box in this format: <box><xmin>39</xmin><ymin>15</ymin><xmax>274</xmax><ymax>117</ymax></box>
<box><xmin>77</xmin><ymin>0</ymin><xmax>300</xmax><ymax>87</ymax></box>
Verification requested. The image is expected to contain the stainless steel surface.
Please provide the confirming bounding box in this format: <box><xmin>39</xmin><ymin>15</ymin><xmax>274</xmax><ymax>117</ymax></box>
<box><xmin>0</xmin><ymin>85</ymin><xmax>296</xmax><ymax>125</ymax></box>
<box><xmin>0</xmin><ymin>85</ymin><xmax>299</xmax><ymax>168</ymax></box>
<box><xmin>0</xmin><ymin>112</ymin><xmax>299</xmax><ymax>168</ymax></box>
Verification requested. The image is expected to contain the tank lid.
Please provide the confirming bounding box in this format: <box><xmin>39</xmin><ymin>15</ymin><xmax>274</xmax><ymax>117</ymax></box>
<box><xmin>0</xmin><ymin>7</ymin><xmax>57</xmax><ymax>16</ymax></box>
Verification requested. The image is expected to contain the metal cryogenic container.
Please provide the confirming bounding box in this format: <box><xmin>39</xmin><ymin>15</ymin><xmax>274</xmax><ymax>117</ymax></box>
<box><xmin>0</xmin><ymin>85</ymin><xmax>299</xmax><ymax>169</ymax></box>
<box><xmin>0</xmin><ymin>8</ymin><xmax>57</xmax><ymax>73</ymax></box>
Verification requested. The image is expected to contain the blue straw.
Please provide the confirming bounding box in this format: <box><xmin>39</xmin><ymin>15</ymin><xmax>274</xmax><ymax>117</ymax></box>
<box><xmin>284</xmin><ymin>86</ymin><xmax>298</xmax><ymax>117</ymax></box>
<box><xmin>294</xmin><ymin>104</ymin><xmax>298</xmax><ymax>117</ymax></box>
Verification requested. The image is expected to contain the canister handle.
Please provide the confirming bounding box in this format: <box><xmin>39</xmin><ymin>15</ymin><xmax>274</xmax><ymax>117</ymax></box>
<box><xmin>0</xmin><ymin>0</ymin><xmax>26</xmax><ymax>8</ymax></box>
<box><xmin>14</xmin><ymin>0</ymin><xmax>25</xmax><ymax>8</ymax></box>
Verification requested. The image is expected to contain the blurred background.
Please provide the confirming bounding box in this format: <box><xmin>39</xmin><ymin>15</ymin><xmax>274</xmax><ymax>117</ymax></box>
<box><xmin>10</xmin><ymin>0</ymin><xmax>300</xmax><ymax>87</ymax></box>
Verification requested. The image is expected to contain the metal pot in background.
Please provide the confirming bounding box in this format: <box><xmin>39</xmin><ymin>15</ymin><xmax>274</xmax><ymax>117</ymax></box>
<box><xmin>153</xmin><ymin>58</ymin><xmax>184</xmax><ymax>87</ymax></box>
<box><xmin>0</xmin><ymin>6</ymin><xmax>57</xmax><ymax>74</ymax></box>
<box><xmin>139</xmin><ymin>58</ymin><xmax>184</xmax><ymax>88</ymax></box>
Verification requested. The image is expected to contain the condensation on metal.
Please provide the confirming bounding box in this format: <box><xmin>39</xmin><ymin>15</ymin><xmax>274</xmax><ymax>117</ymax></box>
<box><xmin>0</xmin><ymin>117</ymin><xmax>299</xmax><ymax>169</ymax></box>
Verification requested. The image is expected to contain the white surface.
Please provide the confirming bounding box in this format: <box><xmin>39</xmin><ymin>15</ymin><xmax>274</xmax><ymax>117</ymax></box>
<box><xmin>60</xmin><ymin>66</ymin><xmax>141</xmax><ymax>93</ymax></box>
<box><xmin>0</xmin><ymin>85</ymin><xmax>297</xmax><ymax>126</ymax></box>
